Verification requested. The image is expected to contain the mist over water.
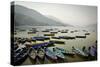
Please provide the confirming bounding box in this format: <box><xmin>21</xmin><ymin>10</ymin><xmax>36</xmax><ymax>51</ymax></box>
<box><xmin>14</xmin><ymin>26</ymin><xmax>97</xmax><ymax>52</ymax></box>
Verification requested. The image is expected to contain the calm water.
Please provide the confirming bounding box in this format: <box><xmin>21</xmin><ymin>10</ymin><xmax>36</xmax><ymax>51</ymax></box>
<box><xmin>14</xmin><ymin>26</ymin><xmax>97</xmax><ymax>51</ymax></box>
<box><xmin>14</xmin><ymin>26</ymin><xmax>97</xmax><ymax>65</ymax></box>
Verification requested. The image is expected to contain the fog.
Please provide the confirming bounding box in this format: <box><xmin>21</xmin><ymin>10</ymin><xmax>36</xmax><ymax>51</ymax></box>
<box><xmin>15</xmin><ymin>1</ymin><xmax>97</xmax><ymax>27</ymax></box>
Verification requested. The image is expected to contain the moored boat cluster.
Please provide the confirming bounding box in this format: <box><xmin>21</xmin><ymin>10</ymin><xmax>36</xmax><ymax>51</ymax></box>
<box><xmin>13</xmin><ymin>28</ymin><xmax>96</xmax><ymax>65</ymax></box>
<box><xmin>13</xmin><ymin>36</ymin><xmax>97</xmax><ymax>65</ymax></box>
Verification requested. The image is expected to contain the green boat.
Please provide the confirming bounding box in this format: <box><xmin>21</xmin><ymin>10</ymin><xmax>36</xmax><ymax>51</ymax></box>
<box><xmin>55</xmin><ymin>47</ymin><xmax>66</xmax><ymax>54</ymax></box>
<box><xmin>53</xmin><ymin>48</ymin><xmax>65</xmax><ymax>59</ymax></box>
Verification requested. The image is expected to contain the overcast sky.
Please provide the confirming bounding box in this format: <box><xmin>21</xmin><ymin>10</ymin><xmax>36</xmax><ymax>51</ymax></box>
<box><xmin>15</xmin><ymin>1</ymin><xmax>97</xmax><ymax>27</ymax></box>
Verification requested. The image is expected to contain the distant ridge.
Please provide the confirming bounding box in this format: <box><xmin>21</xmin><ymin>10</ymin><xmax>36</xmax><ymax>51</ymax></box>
<box><xmin>12</xmin><ymin>5</ymin><xmax>72</xmax><ymax>26</ymax></box>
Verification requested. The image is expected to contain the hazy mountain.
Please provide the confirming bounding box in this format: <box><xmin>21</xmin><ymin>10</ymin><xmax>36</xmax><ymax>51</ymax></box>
<box><xmin>46</xmin><ymin>15</ymin><xmax>73</xmax><ymax>27</ymax></box>
<box><xmin>85</xmin><ymin>23</ymin><xmax>97</xmax><ymax>28</ymax></box>
<box><xmin>12</xmin><ymin>5</ymin><xmax>72</xmax><ymax>26</ymax></box>
<box><xmin>85</xmin><ymin>23</ymin><xmax>97</xmax><ymax>32</ymax></box>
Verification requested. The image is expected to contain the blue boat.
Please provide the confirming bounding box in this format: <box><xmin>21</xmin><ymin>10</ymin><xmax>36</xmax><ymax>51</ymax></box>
<box><xmin>14</xmin><ymin>48</ymin><xmax>29</xmax><ymax>65</ymax></box>
<box><xmin>55</xmin><ymin>47</ymin><xmax>75</xmax><ymax>55</ymax></box>
<box><xmin>32</xmin><ymin>37</ymin><xmax>45</xmax><ymax>41</ymax></box>
<box><xmin>32</xmin><ymin>41</ymin><xmax>55</xmax><ymax>49</ymax></box>
<box><xmin>32</xmin><ymin>36</ymin><xmax>50</xmax><ymax>41</ymax></box>
<box><xmin>59</xmin><ymin>36</ymin><xmax>75</xmax><ymax>39</ymax></box>
<box><xmin>32</xmin><ymin>42</ymin><xmax>49</xmax><ymax>49</ymax></box>
<box><xmin>44</xmin><ymin>48</ymin><xmax>57</xmax><ymax>60</ymax></box>
<box><xmin>72</xmin><ymin>47</ymin><xmax>88</xmax><ymax>57</ymax></box>
<box><xmin>55</xmin><ymin>47</ymin><xmax>66</xmax><ymax>54</ymax></box>
<box><xmin>43</xmin><ymin>37</ymin><xmax>50</xmax><ymax>40</ymax></box>
<box><xmin>53</xmin><ymin>48</ymin><xmax>65</xmax><ymax>59</ymax></box>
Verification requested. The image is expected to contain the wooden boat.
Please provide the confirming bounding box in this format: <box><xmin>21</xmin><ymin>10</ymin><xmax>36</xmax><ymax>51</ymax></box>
<box><xmin>43</xmin><ymin>37</ymin><xmax>50</xmax><ymax>40</ymax></box>
<box><xmin>19</xmin><ymin>29</ymin><xmax>26</xmax><ymax>31</ymax></box>
<box><xmin>42</xmin><ymin>28</ymin><xmax>53</xmax><ymax>32</ymax></box>
<box><xmin>28</xmin><ymin>48</ymin><xmax>37</xmax><ymax>60</ymax></box>
<box><xmin>53</xmin><ymin>48</ymin><xmax>65</xmax><ymax>59</ymax></box>
<box><xmin>50</xmin><ymin>32</ymin><xmax>58</xmax><ymax>34</ymax></box>
<box><xmin>14</xmin><ymin>48</ymin><xmax>23</xmax><ymax>53</ymax></box>
<box><xmin>70</xmin><ymin>31</ymin><xmax>74</xmax><ymax>33</ymax></box>
<box><xmin>56</xmin><ymin>48</ymin><xmax>75</xmax><ymax>56</ymax></box>
<box><xmin>76</xmin><ymin>36</ymin><xmax>86</xmax><ymax>38</ymax></box>
<box><xmin>24</xmin><ymin>42</ymin><xmax>33</xmax><ymax>47</ymax></box>
<box><xmin>14</xmin><ymin>48</ymin><xmax>29</xmax><ymax>65</ymax></box>
<box><xmin>42</xmin><ymin>29</ymin><xmax>50</xmax><ymax>32</ymax></box>
<box><xmin>72</xmin><ymin>47</ymin><xmax>88</xmax><ymax>57</ymax></box>
<box><xmin>35</xmin><ymin>57</ymin><xmax>41</xmax><ymax>64</ymax></box>
<box><xmin>32</xmin><ymin>36</ymin><xmax>50</xmax><ymax>41</ymax></box>
<box><xmin>51</xmin><ymin>36</ymin><xmax>60</xmax><ymax>39</ymax></box>
<box><xmin>85</xmin><ymin>33</ymin><xmax>90</xmax><ymax>35</ymax></box>
<box><xmin>61</xmin><ymin>31</ymin><xmax>68</xmax><ymax>33</ymax></box>
<box><xmin>31</xmin><ymin>39</ymin><xmax>36</xmax><ymax>42</ymax></box>
<box><xmin>50</xmin><ymin>40</ymin><xmax>65</xmax><ymax>44</ymax></box>
<box><xmin>32</xmin><ymin>42</ymin><xmax>49</xmax><ymax>48</ymax></box>
<box><xmin>32</xmin><ymin>37</ymin><xmax>45</xmax><ymax>41</ymax></box>
<box><xmin>74</xmin><ymin>30</ymin><xmax>78</xmax><ymax>32</ymax></box>
<box><xmin>47</xmin><ymin>41</ymin><xmax>55</xmax><ymax>47</ymax></box>
<box><xmin>45</xmin><ymin>48</ymin><xmax>57</xmax><ymax>60</ymax></box>
<box><xmin>55</xmin><ymin>47</ymin><xmax>66</xmax><ymax>54</ymax></box>
<box><xmin>14</xmin><ymin>43</ymin><xmax>18</xmax><ymax>50</ymax></box>
<box><xmin>83</xmin><ymin>30</ymin><xmax>88</xmax><ymax>32</ymax></box>
<box><xmin>14</xmin><ymin>44</ymin><xmax>26</xmax><ymax>52</ymax></box>
<box><xmin>60</xmin><ymin>30</ymin><xmax>68</xmax><ymax>33</ymax></box>
<box><xmin>59</xmin><ymin>36</ymin><xmax>75</xmax><ymax>39</ymax></box>
<box><xmin>44</xmin><ymin>33</ymin><xmax>55</xmax><ymax>36</ymax></box>
<box><xmin>30</xmin><ymin>41</ymin><xmax>55</xmax><ymax>49</ymax></box>
<box><xmin>27</xmin><ymin>32</ymin><xmax>36</xmax><ymax>34</ymax></box>
<box><xmin>14</xmin><ymin>45</ymin><xmax>18</xmax><ymax>50</ymax></box>
<box><xmin>65</xmin><ymin>51</ymin><xmax>75</xmax><ymax>56</ymax></box>
<box><xmin>37</xmin><ymin>48</ymin><xmax>45</xmax><ymax>59</ymax></box>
